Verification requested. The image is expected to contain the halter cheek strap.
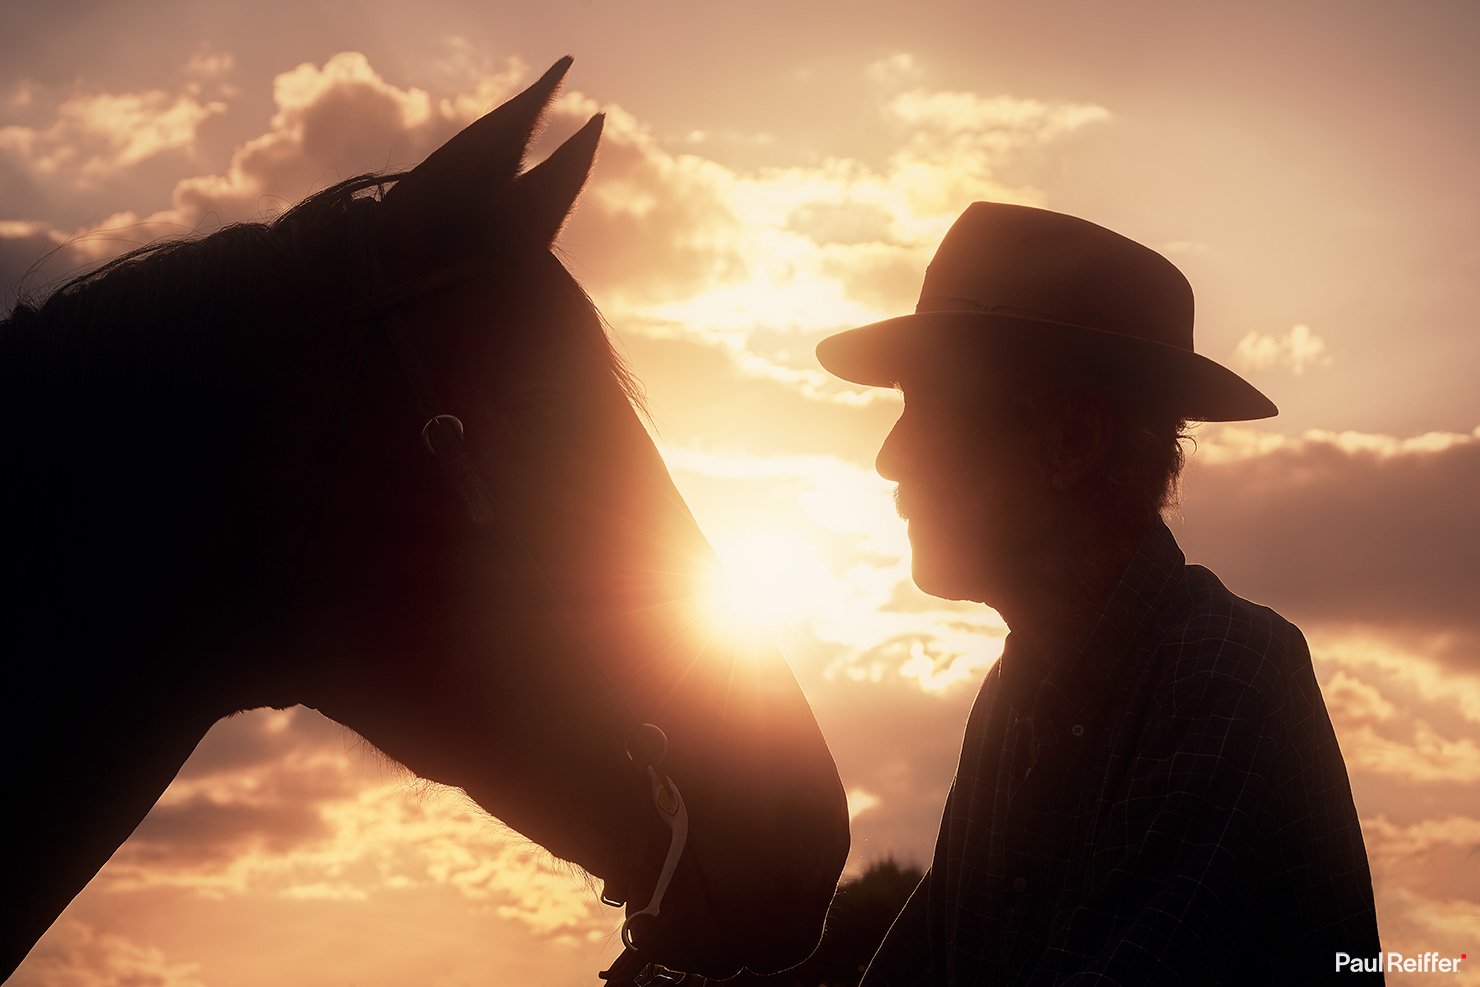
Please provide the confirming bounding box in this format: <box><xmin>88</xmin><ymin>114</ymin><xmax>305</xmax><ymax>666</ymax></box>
<box><xmin>344</xmin><ymin>244</ymin><xmax>500</xmax><ymax>526</ymax></box>
<box><xmin>629</xmin><ymin>759</ymin><xmax>688</xmax><ymax>946</ymax></box>
<box><xmin>342</xmin><ymin>199</ymin><xmax>697</xmax><ymax>986</ymax></box>
<box><xmin>621</xmin><ymin>726</ymin><xmax>690</xmax><ymax>944</ymax></box>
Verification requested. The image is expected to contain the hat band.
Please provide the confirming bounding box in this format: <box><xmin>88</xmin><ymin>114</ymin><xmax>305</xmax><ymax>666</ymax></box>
<box><xmin>916</xmin><ymin>295</ymin><xmax>1078</xmax><ymax>324</ymax></box>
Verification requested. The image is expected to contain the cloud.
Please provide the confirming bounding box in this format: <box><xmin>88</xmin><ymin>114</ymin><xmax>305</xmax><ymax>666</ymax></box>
<box><xmin>174</xmin><ymin>702</ymin><xmax>351</xmax><ymax>779</ymax></box>
<box><xmin>586</xmin><ymin>93</ymin><xmax>1111</xmax><ymax>405</ymax></box>
<box><xmin>181</xmin><ymin>49</ymin><xmax>236</xmax><ymax>85</ymax></box>
<box><xmin>0</xmin><ymin>47</ymin><xmax>239</xmax><ymax>203</ymax></box>
<box><xmin>8</xmin><ymin>918</ymin><xmax>206</xmax><ymax>987</ymax></box>
<box><xmin>1340</xmin><ymin>722</ymin><xmax>1480</xmax><ymax>784</ymax></box>
<box><xmin>886</xmin><ymin>89</ymin><xmax>1111</xmax><ymax>145</ymax></box>
<box><xmin>846</xmin><ymin>787</ymin><xmax>882</xmax><ymax>821</ymax></box>
<box><xmin>0</xmin><ymin>51</ymin><xmax>536</xmax><ymax>311</ymax></box>
<box><xmin>99</xmin><ymin>710</ymin><xmax>361</xmax><ymax>884</ymax></box>
<box><xmin>1359</xmin><ymin>816</ymin><xmax>1480</xmax><ymax>981</ymax></box>
<box><xmin>1323</xmin><ymin>669</ymin><xmax>1397</xmax><ymax>725</ymax></box>
<box><xmin>865</xmin><ymin>54</ymin><xmax>922</xmax><ymax>87</ymax></box>
<box><xmin>1312</xmin><ymin>634</ymin><xmax>1480</xmax><ymax>728</ymax></box>
<box><xmin>594</xmin><ymin>83</ymin><xmax>1107</xmax><ymax>402</ymax></box>
<box><xmin>89</xmin><ymin>707</ymin><xmax>612</xmax><ymax>939</ymax></box>
<box><xmin>0</xmin><ymin>221</ymin><xmax>72</xmax><ymax>312</ymax></box>
<box><xmin>809</xmin><ymin>675</ymin><xmax>977</xmax><ymax>875</ymax></box>
<box><xmin>1231</xmin><ymin>323</ymin><xmax>1332</xmax><ymax>375</ymax></box>
<box><xmin>556</xmin><ymin>96</ymin><xmax>748</xmax><ymax>312</ymax></box>
<box><xmin>127</xmin><ymin>797</ymin><xmax>332</xmax><ymax>867</ymax></box>
<box><xmin>559</xmin><ymin>62</ymin><xmax>1112</xmax><ymax>399</ymax></box>
<box><xmin>3</xmin><ymin>49</ymin><xmax>1114</xmax><ymax>421</ymax></box>
<box><xmin>1364</xmin><ymin>814</ymin><xmax>1480</xmax><ymax>908</ymax></box>
<box><xmin>167</xmin><ymin>51</ymin><xmax>519</xmax><ymax>227</ymax></box>
<box><xmin>1176</xmin><ymin>425</ymin><xmax>1480</xmax><ymax>645</ymax></box>
<box><xmin>0</xmin><ymin>90</ymin><xmax>227</xmax><ymax>183</ymax></box>
<box><xmin>624</xmin><ymin>333</ymin><xmax>903</xmax><ymax>461</ymax></box>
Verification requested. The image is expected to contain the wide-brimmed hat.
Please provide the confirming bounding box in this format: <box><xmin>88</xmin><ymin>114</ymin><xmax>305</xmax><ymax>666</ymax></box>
<box><xmin>816</xmin><ymin>202</ymin><xmax>1276</xmax><ymax>422</ymax></box>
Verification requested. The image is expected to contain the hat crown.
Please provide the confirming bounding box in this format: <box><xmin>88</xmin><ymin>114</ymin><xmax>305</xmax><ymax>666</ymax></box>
<box><xmin>920</xmin><ymin>202</ymin><xmax>1194</xmax><ymax>351</ymax></box>
<box><xmin>814</xmin><ymin>201</ymin><xmax>1277</xmax><ymax>422</ymax></box>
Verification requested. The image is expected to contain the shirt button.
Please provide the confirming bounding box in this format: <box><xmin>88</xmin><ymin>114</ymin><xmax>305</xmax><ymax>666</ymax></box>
<box><xmin>1012</xmin><ymin>876</ymin><xmax>1028</xmax><ymax>893</ymax></box>
<box><xmin>1071</xmin><ymin>724</ymin><xmax>1085</xmax><ymax>737</ymax></box>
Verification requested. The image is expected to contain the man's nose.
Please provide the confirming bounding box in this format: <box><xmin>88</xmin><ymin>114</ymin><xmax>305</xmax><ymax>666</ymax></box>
<box><xmin>875</xmin><ymin>415</ymin><xmax>909</xmax><ymax>481</ymax></box>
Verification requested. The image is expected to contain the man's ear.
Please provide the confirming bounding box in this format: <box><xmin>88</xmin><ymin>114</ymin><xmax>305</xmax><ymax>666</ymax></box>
<box><xmin>1048</xmin><ymin>391</ymin><xmax>1113</xmax><ymax>490</ymax></box>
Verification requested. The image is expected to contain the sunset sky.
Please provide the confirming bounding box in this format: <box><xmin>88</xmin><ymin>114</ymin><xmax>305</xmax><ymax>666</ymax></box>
<box><xmin>4</xmin><ymin>2</ymin><xmax>1478</xmax><ymax>985</ymax></box>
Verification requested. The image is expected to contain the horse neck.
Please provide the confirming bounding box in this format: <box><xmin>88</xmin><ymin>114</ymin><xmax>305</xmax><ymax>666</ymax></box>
<box><xmin>1</xmin><ymin>617</ymin><xmax>231</xmax><ymax>973</ymax></box>
<box><xmin>0</xmin><ymin>265</ymin><xmax>353</xmax><ymax>970</ymax></box>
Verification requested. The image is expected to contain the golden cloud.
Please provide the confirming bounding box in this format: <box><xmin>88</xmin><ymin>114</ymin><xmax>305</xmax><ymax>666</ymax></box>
<box><xmin>5</xmin><ymin>48</ymin><xmax>1117</xmax><ymax>416</ymax></box>
<box><xmin>8</xmin><ymin>918</ymin><xmax>206</xmax><ymax>987</ymax></box>
<box><xmin>169</xmin><ymin>51</ymin><xmax>513</xmax><ymax>227</ymax></box>
<box><xmin>0</xmin><ymin>89</ymin><xmax>225</xmax><ymax>182</ymax></box>
<box><xmin>91</xmin><ymin>708</ymin><xmax>613</xmax><ymax>940</ymax></box>
<box><xmin>1363</xmin><ymin>814</ymin><xmax>1480</xmax><ymax>913</ymax></box>
<box><xmin>1232</xmin><ymin>323</ymin><xmax>1332</xmax><ymax>375</ymax></box>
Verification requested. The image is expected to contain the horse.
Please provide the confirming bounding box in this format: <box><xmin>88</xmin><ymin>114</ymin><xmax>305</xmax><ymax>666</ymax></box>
<box><xmin>0</xmin><ymin>58</ymin><xmax>849</xmax><ymax>984</ymax></box>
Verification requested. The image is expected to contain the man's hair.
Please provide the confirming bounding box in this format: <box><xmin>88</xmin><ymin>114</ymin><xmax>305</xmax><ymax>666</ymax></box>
<box><xmin>1097</xmin><ymin>396</ymin><xmax>1192</xmax><ymax>525</ymax></box>
<box><xmin>996</xmin><ymin>343</ymin><xmax>1194</xmax><ymax>530</ymax></box>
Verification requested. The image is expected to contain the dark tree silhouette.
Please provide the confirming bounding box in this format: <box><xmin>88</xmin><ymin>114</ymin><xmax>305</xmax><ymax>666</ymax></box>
<box><xmin>724</xmin><ymin>858</ymin><xmax>923</xmax><ymax>987</ymax></box>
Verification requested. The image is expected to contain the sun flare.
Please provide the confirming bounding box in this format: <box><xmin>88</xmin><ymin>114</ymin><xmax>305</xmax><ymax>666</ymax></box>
<box><xmin>698</xmin><ymin>531</ymin><xmax>832</xmax><ymax>638</ymax></box>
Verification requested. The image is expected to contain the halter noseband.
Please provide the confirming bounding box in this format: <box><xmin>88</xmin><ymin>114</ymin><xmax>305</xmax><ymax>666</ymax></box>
<box><xmin>341</xmin><ymin>198</ymin><xmax>694</xmax><ymax>985</ymax></box>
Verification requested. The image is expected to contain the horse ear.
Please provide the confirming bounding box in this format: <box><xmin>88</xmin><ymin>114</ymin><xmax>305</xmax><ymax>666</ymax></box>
<box><xmin>495</xmin><ymin>113</ymin><xmax>604</xmax><ymax>246</ymax></box>
<box><xmin>380</xmin><ymin>57</ymin><xmax>573</xmax><ymax>244</ymax></box>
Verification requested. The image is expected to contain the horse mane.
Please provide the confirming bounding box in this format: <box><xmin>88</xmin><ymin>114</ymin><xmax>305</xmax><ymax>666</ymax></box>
<box><xmin>3</xmin><ymin>173</ymin><xmax>643</xmax><ymax>402</ymax></box>
<box><xmin>0</xmin><ymin>171</ymin><xmax>643</xmax><ymax>688</ymax></box>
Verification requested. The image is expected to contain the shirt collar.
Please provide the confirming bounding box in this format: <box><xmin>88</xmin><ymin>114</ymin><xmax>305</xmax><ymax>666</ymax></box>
<box><xmin>1032</xmin><ymin>518</ymin><xmax>1187</xmax><ymax>728</ymax></box>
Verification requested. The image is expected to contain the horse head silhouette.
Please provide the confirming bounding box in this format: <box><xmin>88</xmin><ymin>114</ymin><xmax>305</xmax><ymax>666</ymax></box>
<box><xmin>0</xmin><ymin>58</ymin><xmax>849</xmax><ymax>984</ymax></box>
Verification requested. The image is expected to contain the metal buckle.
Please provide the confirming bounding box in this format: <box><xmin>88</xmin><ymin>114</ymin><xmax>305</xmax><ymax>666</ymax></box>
<box><xmin>420</xmin><ymin>413</ymin><xmax>465</xmax><ymax>456</ymax></box>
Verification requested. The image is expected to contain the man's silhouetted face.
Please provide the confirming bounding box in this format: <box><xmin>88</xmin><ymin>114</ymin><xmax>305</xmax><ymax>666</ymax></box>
<box><xmin>876</xmin><ymin>382</ymin><xmax>1054</xmax><ymax>606</ymax></box>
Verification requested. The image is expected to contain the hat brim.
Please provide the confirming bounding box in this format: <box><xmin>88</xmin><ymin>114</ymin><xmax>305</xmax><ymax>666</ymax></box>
<box><xmin>816</xmin><ymin>311</ymin><xmax>1276</xmax><ymax>423</ymax></box>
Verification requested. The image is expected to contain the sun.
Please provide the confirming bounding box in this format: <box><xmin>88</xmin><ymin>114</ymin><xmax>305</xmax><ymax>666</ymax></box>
<box><xmin>697</xmin><ymin>530</ymin><xmax>831</xmax><ymax>639</ymax></box>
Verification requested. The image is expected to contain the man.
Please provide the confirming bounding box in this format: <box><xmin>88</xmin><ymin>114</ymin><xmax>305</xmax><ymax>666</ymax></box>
<box><xmin>816</xmin><ymin>203</ymin><xmax>1382</xmax><ymax>984</ymax></box>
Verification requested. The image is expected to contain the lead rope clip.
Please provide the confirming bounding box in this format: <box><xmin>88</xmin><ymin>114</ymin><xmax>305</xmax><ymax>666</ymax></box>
<box><xmin>599</xmin><ymin>725</ymin><xmax>692</xmax><ymax>985</ymax></box>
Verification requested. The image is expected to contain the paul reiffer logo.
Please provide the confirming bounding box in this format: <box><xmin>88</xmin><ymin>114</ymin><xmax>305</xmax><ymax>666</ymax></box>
<box><xmin>1335</xmin><ymin>952</ymin><xmax>1467</xmax><ymax>974</ymax></box>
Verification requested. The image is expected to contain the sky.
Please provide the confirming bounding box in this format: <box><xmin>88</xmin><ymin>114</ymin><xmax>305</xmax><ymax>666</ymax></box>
<box><xmin>3</xmin><ymin>1</ymin><xmax>1478</xmax><ymax>984</ymax></box>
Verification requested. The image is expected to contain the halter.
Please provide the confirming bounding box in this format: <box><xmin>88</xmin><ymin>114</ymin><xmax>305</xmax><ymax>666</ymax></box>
<box><xmin>338</xmin><ymin>197</ymin><xmax>694</xmax><ymax>986</ymax></box>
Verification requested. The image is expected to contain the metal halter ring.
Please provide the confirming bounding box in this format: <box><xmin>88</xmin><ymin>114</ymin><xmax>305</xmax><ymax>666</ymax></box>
<box><xmin>626</xmin><ymin>723</ymin><xmax>670</xmax><ymax>768</ymax></box>
<box><xmin>620</xmin><ymin>765</ymin><xmax>687</xmax><ymax>948</ymax></box>
<box><xmin>617</xmin><ymin>725</ymin><xmax>689</xmax><ymax>951</ymax></box>
<box><xmin>420</xmin><ymin>413</ymin><xmax>465</xmax><ymax>456</ymax></box>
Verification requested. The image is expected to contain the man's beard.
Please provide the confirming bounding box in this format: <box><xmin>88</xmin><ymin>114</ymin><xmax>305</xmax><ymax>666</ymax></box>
<box><xmin>893</xmin><ymin>484</ymin><xmax>927</xmax><ymax>522</ymax></box>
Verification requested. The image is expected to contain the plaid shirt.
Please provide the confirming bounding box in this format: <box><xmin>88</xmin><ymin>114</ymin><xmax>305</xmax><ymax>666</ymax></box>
<box><xmin>861</xmin><ymin>520</ymin><xmax>1382</xmax><ymax>985</ymax></box>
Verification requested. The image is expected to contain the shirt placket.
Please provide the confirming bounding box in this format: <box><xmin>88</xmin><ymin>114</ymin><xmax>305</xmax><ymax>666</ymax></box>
<box><xmin>1001</xmin><ymin>707</ymin><xmax>1036</xmax><ymax>916</ymax></box>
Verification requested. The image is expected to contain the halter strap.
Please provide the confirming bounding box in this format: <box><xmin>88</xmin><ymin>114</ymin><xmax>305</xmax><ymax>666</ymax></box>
<box><xmin>341</xmin><ymin>196</ymin><xmax>694</xmax><ymax>984</ymax></box>
<box><xmin>345</xmin><ymin>222</ymin><xmax>500</xmax><ymax>526</ymax></box>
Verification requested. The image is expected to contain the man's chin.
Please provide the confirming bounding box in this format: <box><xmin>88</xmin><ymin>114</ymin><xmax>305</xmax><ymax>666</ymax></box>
<box><xmin>909</xmin><ymin>554</ymin><xmax>979</xmax><ymax>603</ymax></box>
